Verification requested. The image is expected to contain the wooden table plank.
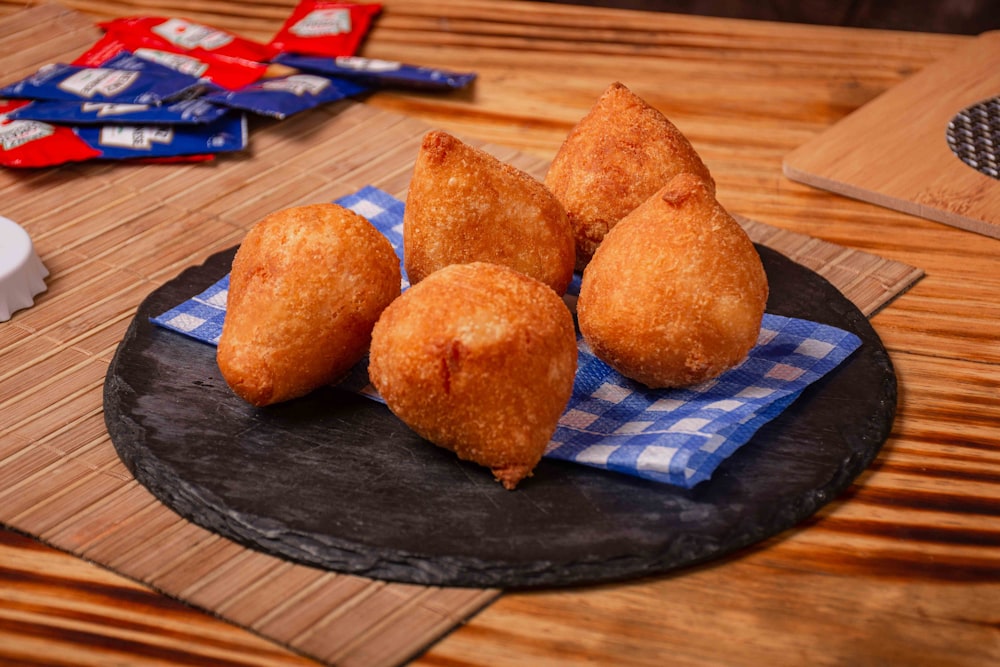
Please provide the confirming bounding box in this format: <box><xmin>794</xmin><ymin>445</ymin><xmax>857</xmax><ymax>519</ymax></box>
<box><xmin>1</xmin><ymin>2</ymin><xmax>997</xmax><ymax>666</ymax></box>
<box><xmin>784</xmin><ymin>31</ymin><xmax>1000</xmax><ymax>237</ymax></box>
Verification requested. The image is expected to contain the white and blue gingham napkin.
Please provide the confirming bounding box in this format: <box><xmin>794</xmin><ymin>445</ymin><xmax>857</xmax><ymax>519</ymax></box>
<box><xmin>152</xmin><ymin>186</ymin><xmax>862</xmax><ymax>488</ymax></box>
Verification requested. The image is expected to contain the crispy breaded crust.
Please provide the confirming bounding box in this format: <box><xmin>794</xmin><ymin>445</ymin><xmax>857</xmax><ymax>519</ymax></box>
<box><xmin>217</xmin><ymin>203</ymin><xmax>401</xmax><ymax>407</ymax></box>
<box><xmin>578</xmin><ymin>173</ymin><xmax>767</xmax><ymax>389</ymax></box>
<box><xmin>368</xmin><ymin>262</ymin><xmax>578</xmax><ymax>489</ymax></box>
<box><xmin>545</xmin><ymin>82</ymin><xmax>715</xmax><ymax>268</ymax></box>
<box><xmin>404</xmin><ymin>130</ymin><xmax>575</xmax><ymax>295</ymax></box>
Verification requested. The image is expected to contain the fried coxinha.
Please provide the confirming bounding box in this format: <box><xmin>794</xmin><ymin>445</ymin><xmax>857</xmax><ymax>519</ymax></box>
<box><xmin>215</xmin><ymin>81</ymin><xmax>765</xmax><ymax>488</ymax></box>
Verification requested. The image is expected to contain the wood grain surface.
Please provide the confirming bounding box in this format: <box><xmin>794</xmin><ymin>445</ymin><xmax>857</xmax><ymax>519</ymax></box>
<box><xmin>1</xmin><ymin>1</ymin><xmax>998</xmax><ymax>666</ymax></box>
<box><xmin>784</xmin><ymin>30</ymin><xmax>1000</xmax><ymax>238</ymax></box>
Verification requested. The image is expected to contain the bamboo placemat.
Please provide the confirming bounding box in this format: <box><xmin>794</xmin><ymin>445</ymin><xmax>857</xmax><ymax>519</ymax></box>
<box><xmin>0</xmin><ymin>4</ymin><xmax>923</xmax><ymax>666</ymax></box>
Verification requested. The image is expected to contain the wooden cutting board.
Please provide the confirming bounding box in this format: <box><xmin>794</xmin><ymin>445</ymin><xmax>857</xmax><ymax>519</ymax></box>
<box><xmin>783</xmin><ymin>30</ymin><xmax>1000</xmax><ymax>238</ymax></box>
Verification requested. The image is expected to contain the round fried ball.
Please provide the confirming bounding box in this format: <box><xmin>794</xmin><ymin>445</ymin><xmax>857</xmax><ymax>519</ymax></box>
<box><xmin>368</xmin><ymin>262</ymin><xmax>578</xmax><ymax>489</ymax></box>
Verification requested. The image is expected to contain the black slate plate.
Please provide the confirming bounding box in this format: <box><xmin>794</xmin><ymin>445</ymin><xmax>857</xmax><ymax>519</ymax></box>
<box><xmin>104</xmin><ymin>245</ymin><xmax>895</xmax><ymax>589</ymax></box>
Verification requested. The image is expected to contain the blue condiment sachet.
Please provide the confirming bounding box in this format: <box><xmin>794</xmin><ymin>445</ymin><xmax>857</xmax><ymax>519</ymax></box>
<box><xmin>72</xmin><ymin>113</ymin><xmax>247</xmax><ymax>160</ymax></box>
<box><xmin>0</xmin><ymin>52</ymin><xmax>206</xmax><ymax>105</ymax></box>
<box><xmin>274</xmin><ymin>54</ymin><xmax>476</xmax><ymax>91</ymax></box>
<box><xmin>204</xmin><ymin>73</ymin><xmax>369</xmax><ymax>119</ymax></box>
<box><xmin>5</xmin><ymin>97</ymin><xmax>229</xmax><ymax>125</ymax></box>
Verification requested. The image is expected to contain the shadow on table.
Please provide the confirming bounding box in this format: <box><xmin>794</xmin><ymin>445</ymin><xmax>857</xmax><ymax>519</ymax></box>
<box><xmin>539</xmin><ymin>0</ymin><xmax>999</xmax><ymax>34</ymax></box>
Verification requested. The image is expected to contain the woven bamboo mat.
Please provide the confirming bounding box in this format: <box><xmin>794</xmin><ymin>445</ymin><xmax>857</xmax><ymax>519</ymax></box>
<box><xmin>0</xmin><ymin>4</ymin><xmax>923</xmax><ymax>667</ymax></box>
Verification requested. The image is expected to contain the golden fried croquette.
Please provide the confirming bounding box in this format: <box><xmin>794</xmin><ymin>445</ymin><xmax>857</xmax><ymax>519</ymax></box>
<box><xmin>404</xmin><ymin>130</ymin><xmax>575</xmax><ymax>295</ymax></box>
<box><xmin>545</xmin><ymin>81</ymin><xmax>716</xmax><ymax>269</ymax></box>
<box><xmin>368</xmin><ymin>262</ymin><xmax>578</xmax><ymax>489</ymax></box>
<box><xmin>577</xmin><ymin>173</ymin><xmax>768</xmax><ymax>389</ymax></box>
<box><xmin>218</xmin><ymin>203</ymin><xmax>401</xmax><ymax>407</ymax></box>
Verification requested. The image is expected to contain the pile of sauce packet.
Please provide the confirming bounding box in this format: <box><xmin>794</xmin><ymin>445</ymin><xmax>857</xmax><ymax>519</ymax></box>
<box><xmin>0</xmin><ymin>1</ymin><xmax>476</xmax><ymax>168</ymax></box>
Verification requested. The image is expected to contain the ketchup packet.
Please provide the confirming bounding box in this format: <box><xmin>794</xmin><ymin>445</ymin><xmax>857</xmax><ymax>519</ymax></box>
<box><xmin>6</xmin><ymin>98</ymin><xmax>229</xmax><ymax>125</ymax></box>
<box><xmin>274</xmin><ymin>53</ymin><xmax>476</xmax><ymax>90</ymax></box>
<box><xmin>204</xmin><ymin>73</ymin><xmax>367</xmax><ymax>119</ymax></box>
<box><xmin>100</xmin><ymin>16</ymin><xmax>276</xmax><ymax>64</ymax></box>
<box><xmin>73</xmin><ymin>113</ymin><xmax>247</xmax><ymax>160</ymax></box>
<box><xmin>269</xmin><ymin>1</ymin><xmax>381</xmax><ymax>57</ymax></box>
<box><xmin>74</xmin><ymin>33</ymin><xmax>266</xmax><ymax>91</ymax></box>
<box><xmin>0</xmin><ymin>118</ymin><xmax>101</xmax><ymax>168</ymax></box>
<box><xmin>0</xmin><ymin>52</ymin><xmax>205</xmax><ymax>105</ymax></box>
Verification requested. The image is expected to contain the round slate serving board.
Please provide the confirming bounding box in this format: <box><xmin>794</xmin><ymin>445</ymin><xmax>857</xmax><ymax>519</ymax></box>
<box><xmin>104</xmin><ymin>245</ymin><xmax>895</xmax><ymax>589</ymax></box>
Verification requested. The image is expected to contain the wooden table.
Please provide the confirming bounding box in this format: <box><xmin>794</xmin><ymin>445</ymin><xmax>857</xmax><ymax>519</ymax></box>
<box><xmin>1</xmin><ymin>1</ymin><xmax>997</xmax><ymax>665</ymax></box>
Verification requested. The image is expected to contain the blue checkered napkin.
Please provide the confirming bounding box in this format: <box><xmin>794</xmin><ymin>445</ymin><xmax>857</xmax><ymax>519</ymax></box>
<box><xmin>151</xmin><ymin>186</ymin><xmax>862</xmax><ymax>489</ymax></box>
<box><xmin>152</xmin><ymin>274</ymin><xmax>229</xmax><ymax>345</ymax></box>
<box><xmin>545</xmin><ymin>317</ymin><xmax>860</xmax><ymax>488</ymax></box>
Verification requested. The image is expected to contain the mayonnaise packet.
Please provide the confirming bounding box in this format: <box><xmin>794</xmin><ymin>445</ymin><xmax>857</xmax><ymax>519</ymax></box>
<box><xmin>0</xmin><ymin>111</ymin><xmax>246</xmax><ymax>168</ymax></box>
<box><xmin>73</xmin><ymin>113</ymin><xmax>247</xmax><ymax>160</ymax></box>
<box><xmin>273</xmin><ymin>53</ymin><xmax>476</xmax><ymax>90</ymax></box>
<box><xmin>269</xmin><ymin>1</ymin><xmax>381</xmax><ymax>57</ymax></box>
<box><xmin>203</xmin><ymin>73</ymin><xmax>367</xmax><ymax>119</ymax></box>
<box><xmin>5</xmin><ymin>98</ymin><xmax>229</xmax><ymax>125</ymax></box>
<box><xmin>0</xmin><ymin>52</ymin><xmax>206</xmax><ymax>105</ymax></box>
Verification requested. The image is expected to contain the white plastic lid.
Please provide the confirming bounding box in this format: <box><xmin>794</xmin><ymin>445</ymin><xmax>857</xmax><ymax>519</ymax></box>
<box><xmin>0</xmin><ymin>215</ymin><xmax>48</xmax><ymax>322</ymax></box>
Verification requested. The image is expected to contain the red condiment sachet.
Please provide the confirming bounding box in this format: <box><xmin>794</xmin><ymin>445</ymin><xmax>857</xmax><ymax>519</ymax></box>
<box><xmin>74</xmin><ymin>33</ymin><xmax>267</xmax><ymax>91</ymax></box>
<box><xmin>269</xmin><ymin>1</ymin><xmax>381</xmax><ymax>57</ymax></box>
<box><xmin>0</xmin><ymin>117</ymin><xmax>102</xmax><ymax>168</ymax></box>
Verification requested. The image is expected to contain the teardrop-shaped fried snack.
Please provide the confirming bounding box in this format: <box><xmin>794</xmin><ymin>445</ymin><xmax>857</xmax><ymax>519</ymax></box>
<box><xmin>369</xmin><ymin>262</ymin><xmax>578</xmax><ymax>489</ymax></box>
<box><xmin>218</xmin><ymin>203</ymin><xmax>401</xmax><ymax>407</ymax></box>
<box><xmin>404</xmin><ymin>130</ymin><xmax>575</xmax><ymax>295</ymax></box>
<box><xmin>578</xmin><ymin>173</ymin><xmax>767</xmax><ymax>389</ymax></box>
<box><xmin>545</xmin><ymin>81</ymin><xmax>715</xmax><ymax>268</ymax></box>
